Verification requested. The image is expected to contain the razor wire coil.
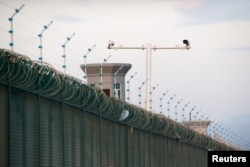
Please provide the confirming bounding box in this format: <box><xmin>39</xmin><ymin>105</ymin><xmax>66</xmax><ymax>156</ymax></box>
<box><xmin>0</xmin><ymin>48</ymin><xmax>234</xmax><ymax>151</ymax></box>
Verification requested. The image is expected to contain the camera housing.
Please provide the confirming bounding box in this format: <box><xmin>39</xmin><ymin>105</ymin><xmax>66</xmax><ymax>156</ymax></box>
<box><xmin>183</xmin><ymin>39</ymin><xmax>190</xmax><ymax>49</ymax></box>
<box><xmin>108</xmin><ymin>40</ymin><xmax>115</xmax><ymax>49</ymax></box>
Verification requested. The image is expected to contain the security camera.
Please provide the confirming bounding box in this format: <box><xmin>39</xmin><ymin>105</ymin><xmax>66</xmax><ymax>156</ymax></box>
<box><xmin>183</xmin><ymin>39</ymin><xmax>190</xmax><ymax>49</ymax></box>
<box><xmin>108</xmin><ymin>40</ymin><xmax>115</xmax><ymax>49</ymax></box>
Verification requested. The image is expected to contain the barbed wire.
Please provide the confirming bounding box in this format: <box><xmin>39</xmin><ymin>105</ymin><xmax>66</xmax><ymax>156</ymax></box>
<box><xmin>0</xmin><ymin>2</ymin><xmax>249</xmax><ymax>150</ymax></box>
<box><xmin>0</xmin><ymin>48</ymin><xmax>239</xmax><ymax>150</ymax></box>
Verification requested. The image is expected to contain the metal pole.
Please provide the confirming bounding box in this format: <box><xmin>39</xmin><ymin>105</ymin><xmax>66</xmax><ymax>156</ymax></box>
<box><xmin>149</xmin><ymin>83</ymin><xmax>159</xmax><ymax>112</ymax></box>
<box><xmin>8</xmin><ymin>4</ymin><xmax>25</xmax><ymax>51</ymax></box>
<box><xmin>100</xmin><ymin>64</ymin><xmax>103</xmax><ymax>89</ymax></box>
<box><xmin>113</xmin><ymin>65</ymin><xmax>124</xmax><ymax>98</ymax></box>
<box><xmin>126</xmin><ymin>72</ymin><xmax>137</xmax><ymax>102</ymax></box>
<box><xmin>83</xmin><ymin>44</ymin><xmax>96</xmax><ymax>83</ymax></box>
<box><xmin>167</xmin><ymin>94</ymin><xmax>176</xmax><ymax>118</ymax></box>
<box><xmin>100</xmin><ymin>55</ymin><xmax>111</xmax><ymax>91</ymax></box>
<box><xmin>174</xmin><ymin>99</ymin><xmax>183</xmax><ymax>121</ymax></box>
<box><xmin>38</xmin><ymin>21</ymin><xmax>53</xmax><ymax>62</ymax></box>
<box><xmin>107</xmin><ymin>40</ymin><xmax>191</xmax><ymax>112</ymax></box>
<box><xmin>62</xmin><ymin>33</ymin><xmax>75</xmax><ymax>73</ymax></box>
<box><xmin>193</xmin><ymin>109</ymin><xmax>201</xmax><ymax>120</ymax></box>
<box><xmin>145</xmin><ymin>43</ymin><xmax>152</xmax><ymax>111</ymax></box>
<box><xmin>160</xmin><ymin>91</ymin><xmax>168</xmax><ymax>114</ymax></box>
<box><xmin>189</xmin><ymin>106</ymin><xmax>196</xmax><ymax>121</ymax></box>
<box><xmin>138</xmin><ymin>79</ymin><xmax>147</xmax><ymax>107</ymax></box>
<box><xmin>181</xmin><ymin>102</ymin><xmax>190</xmax><ymax>123</ymax></box>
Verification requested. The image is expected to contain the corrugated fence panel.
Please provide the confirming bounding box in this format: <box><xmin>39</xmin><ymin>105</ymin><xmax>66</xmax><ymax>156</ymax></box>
<box><xmin>64</xmin><ymin>105</ymin><xmax>74</xmax><ymax>166</ymax></box>
<box><xmin>127</xmin><ymin>127</ymin><xmax>140</xmax><ymax>166</ymax></box>
<box><xmin>158</xmin><ymin>134</ymin><xmax>167</xmax><ymax>166</ymax></box>
<box><xmin>149</xmin><ymin>133</ymin><xmax>165</xmax><ymax>166</ymax></box>
<box><xmin>10</xmin><ymin>88</ymin><xmax>23</xmax><ymax>167</ymax></box>
<box><xmin>114</xmin><ymin>122</ymin><xmax>127</xmax><ymax>167</ymax></box>
<box><xmin>84</xmin><ymin>111</ymin><xmax>101</xmax><ymax>166</ymax></box>
<box><xmin>138</xmin><ymin>129</ymin><xmax>150</xmax><ymax>167</ymax></box>
<box><xmin>181</xmin><ymin>143</ymin><xmax>190</xmax><ymax>167</ymax></box>
<box><xmin>64</xmin><ymin>105</ymin><xmax>82</xmax><ymax>167</ymax></box>
<box><xmin>10</xmin><ymin>88</ymin><xmax>39</xmax><ymax>167</ymax></box>
<box><xmin>39</xmin><ymin>97</ymin><xmax>50</xmax><ymax>167</ymax></box>
<box><xmin>101</xmin><ymin>117</ymin><xmax>115</xmax><ymax>167</ymax></box>
<box><xmin>50</xmin><ymin>101</ymin><xmax>64</xmax><ymax>167</ymax></box>
<box><xmin>0</xmin><ymin>84</ymin><xmax>8</xmax><ymax>167</ymax></box>
<box><xmin>0</xmin><ymin>83</ymin><xmax>209</xmax><ymax>167</ymax></box>
<box><xmin>39</xmin><ymin>96</ymin><xmax>64</xmax><ymax>167</ymax></box>
<box><xmin>167</xmin><ymin>137</ymin><xmax>176</xmax><ymax>166</ymax></box>
<box><xmin>0</xmin><ymin>50</ymin><xmax>237</xmax><ymax>166</ymax></box>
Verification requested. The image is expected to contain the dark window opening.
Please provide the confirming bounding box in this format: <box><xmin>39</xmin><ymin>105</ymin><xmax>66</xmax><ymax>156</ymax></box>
<box><xmin>103</xmin><ymin>89</ymin><xmax>110</xmax><ymax>97</ymax></box>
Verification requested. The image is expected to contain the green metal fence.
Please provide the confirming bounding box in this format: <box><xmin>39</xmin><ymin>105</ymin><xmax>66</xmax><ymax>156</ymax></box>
<box><xmin>0</xmin><ymin>49</ymin><xmax>233</xmax><ymax>167</ymax></box>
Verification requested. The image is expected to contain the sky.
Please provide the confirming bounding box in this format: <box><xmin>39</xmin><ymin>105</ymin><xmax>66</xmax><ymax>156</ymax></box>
<box><xmin>0</xmin><ymin>0</ymin><xmax>250</xmax><ymax>149</ymax></box>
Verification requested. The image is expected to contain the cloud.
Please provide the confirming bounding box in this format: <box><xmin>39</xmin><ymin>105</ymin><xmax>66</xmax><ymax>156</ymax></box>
<box><xmin>175</xmin><ymin>0</ymin><xmax>201</xmax><ymax>10</ymax></box>
<box><xmin>176</xmin><ymin>0</ymin><xmax>250</xmax><ymax>25</ymax></box>
<box><xmin>222</xmin><ymin>113</ymin><xmax>250</xmax><ymax>142</ymax></box>
<box><xmin>220</xmin><ymin>46</ymin><xmax>250</xmax><ymax>52</ymax></box>
<box><xmin>53</xmin><ymin>14</ymin><xmax>84</xmax><ymax>23</ymax></box>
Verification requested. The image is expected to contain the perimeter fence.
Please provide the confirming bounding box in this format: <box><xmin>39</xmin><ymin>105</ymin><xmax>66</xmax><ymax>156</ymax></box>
<box><xmin>0</xmin><ymin>49</ymin><xmax>233</xmax><ymax>167</ymax></box>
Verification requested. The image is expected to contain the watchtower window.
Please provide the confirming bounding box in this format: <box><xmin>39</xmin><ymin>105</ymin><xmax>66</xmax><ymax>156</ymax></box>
<box><xmin>114</xmin><ymin>83</ymin><xmax>120</xmax><ymax>89</ymax></box>
<box><xmin>103</xmin><ymin>89</ymin><xmax>110</xmax><ymax>97</ymax></box>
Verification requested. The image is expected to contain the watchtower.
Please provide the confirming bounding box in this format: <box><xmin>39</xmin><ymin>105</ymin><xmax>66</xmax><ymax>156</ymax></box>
<box><xmin>80</xmin><ymin>63</ymin><xmax>131</xmax><ymax>101</ymax></box>
<box><xmin>183</xmin><ymin>120</ymin><xmax>211</xmax><ymax>135</ymax></box>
